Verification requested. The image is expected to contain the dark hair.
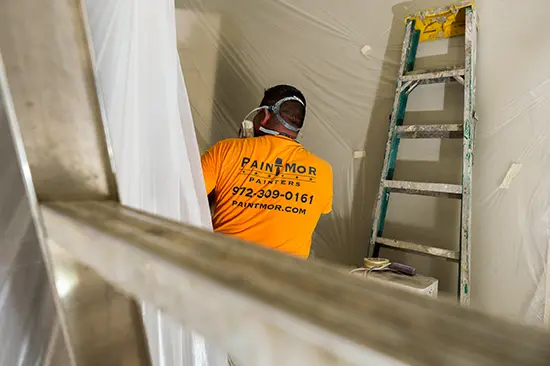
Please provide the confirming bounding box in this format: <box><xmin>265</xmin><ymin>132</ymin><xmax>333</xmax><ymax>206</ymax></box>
<box><xmin>260</xmin><ymin>84</ymin><xmax>307</xmax><ymax>128</ymax></box>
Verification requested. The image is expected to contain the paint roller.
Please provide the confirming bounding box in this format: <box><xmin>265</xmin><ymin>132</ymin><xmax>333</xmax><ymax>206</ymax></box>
<box><xmin>362</xmin><ymin>257</ymin><xmax>416</xmax><ymax>276</ymax></box>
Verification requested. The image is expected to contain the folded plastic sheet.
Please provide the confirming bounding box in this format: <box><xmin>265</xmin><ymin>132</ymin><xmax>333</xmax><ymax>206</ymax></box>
<box><xmin>84</xmin><ymin>0</ymin><xmax>227</xmax><ymax>365</ymax></box>
<box><xmin>175</xmin><ymin>0</ymin><xmax>550</xmax><ymax>324</ymax></box>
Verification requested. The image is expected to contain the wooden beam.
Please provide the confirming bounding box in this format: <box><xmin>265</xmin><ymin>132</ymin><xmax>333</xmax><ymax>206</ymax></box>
<box><xmin>41</xmin><ymin>200</ymin><xmax>550</xmax><ymax>366</ymax></box>
<box><xmin>0</xmin><ymin>0</ymin><xmax>118</xmax><ymax>202</ymax></box>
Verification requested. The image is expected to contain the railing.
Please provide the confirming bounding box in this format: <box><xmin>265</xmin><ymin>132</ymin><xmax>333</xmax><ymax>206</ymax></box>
<box><xmin>1</xmin><ymin>0</ymin><xmax>550</xmax><ymax>365</ymax></box>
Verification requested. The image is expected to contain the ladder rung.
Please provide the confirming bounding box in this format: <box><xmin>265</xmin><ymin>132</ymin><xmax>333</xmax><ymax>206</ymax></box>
<box><xmin>375</xmin><ymin>237</ymin><xmax>459</xmax><ymax>261</ymax></box>
<box><xmin>401</xmin><ymin>67</ymin><xmax>465</xmax><ymax>82</ymax></box>
<box><xmin>383</xmin><ymin>180</ymin><xmax>462</xmax><ymax>199</ymax></box>
<box><xmin>396</xmin><ymin>124</ymin><xmax>463</xmax><ymax>139</ymax></box>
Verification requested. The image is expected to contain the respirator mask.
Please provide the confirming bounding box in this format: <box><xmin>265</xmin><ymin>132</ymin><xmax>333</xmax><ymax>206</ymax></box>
<box><xmin>239</xmin><ymin>96</ymin><xmax>305</xmax><ymax>140</ymax></box>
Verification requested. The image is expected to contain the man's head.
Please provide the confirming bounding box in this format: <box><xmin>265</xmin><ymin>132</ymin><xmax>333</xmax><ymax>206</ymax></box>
<box><xmin>252</xmin><ymin>85</ymin><xmax>307</xmax><ymax>138</ymax></box>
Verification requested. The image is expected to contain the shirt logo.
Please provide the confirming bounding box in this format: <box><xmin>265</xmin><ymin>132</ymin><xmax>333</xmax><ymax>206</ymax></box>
<box><xmin>275</xmin><ymin>158</ymin><xmax>283</xmax><ymax>176</ymax></box>
<box><xmin>240</xmin><ymin>157</ymin><xmax>317</xmax><ymax>184</ymax></box>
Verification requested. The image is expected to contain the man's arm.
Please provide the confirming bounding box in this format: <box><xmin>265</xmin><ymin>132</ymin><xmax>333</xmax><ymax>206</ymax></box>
<box><xmin>322</xmin><ymin>165</ymin><xmax>333</xmax><ymax>214</ymax></box>
<box><xmin>201</xmin><ymin>144</ymin><xmax>222</xmax><ymax>218</ymax></box>
<box><xmin>322</xmin><ymin>198</ymin><xmax>333</xmax><ymax>215</ymax></box>
<box><xmin>201</xmin><ymin>142</ymin><xmax>223</xmax><ymax>202</ymax></box>
<box><xmin>208</xmin><ymin>191</ymin><xmax>216</xmax><ymax>216</ymax></box>
<box><xmin>201</xmin><ymin>142</ymin><xmax>221</xmax><ymax>196</ymax></box>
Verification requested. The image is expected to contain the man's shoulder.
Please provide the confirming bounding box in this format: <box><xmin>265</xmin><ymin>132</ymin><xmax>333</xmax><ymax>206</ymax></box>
<box><xmin>303</xmin><ymin>150</ymin><xmax>332</xmax><ymax>173</ymax></box>
<box><xmin>213</xmin><ymin>137</ymin><xmax>242</xmax><ymax>148</ymax></box>
<box><xmin>209</xmin><ymin>137</ymin><xmax>248</xmax><ymax>153</ymax></box>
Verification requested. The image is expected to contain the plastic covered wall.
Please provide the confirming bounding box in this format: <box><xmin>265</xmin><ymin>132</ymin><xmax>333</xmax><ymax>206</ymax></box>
<box><xmin>175</xmin><ymin>0</ymin><xmax>550</xmax><ymax>324</ymax></box>
<box><xmin>84</xmin><ymin>0</ymin><xmax>227</xmax><ymax>365</ymax></box>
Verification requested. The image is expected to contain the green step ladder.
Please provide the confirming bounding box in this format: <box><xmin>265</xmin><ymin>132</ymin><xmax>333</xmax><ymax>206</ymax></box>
<box><xmin>368</xmin><ymin>1</ymin><xmax>478</xmax><ymax>305</ymax></box>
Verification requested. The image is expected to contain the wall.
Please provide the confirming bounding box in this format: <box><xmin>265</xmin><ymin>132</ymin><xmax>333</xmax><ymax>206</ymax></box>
<box><xmin>175</xmin><ymin>0</ymin><xmax>550</xmax><ymax>323</ymax></box>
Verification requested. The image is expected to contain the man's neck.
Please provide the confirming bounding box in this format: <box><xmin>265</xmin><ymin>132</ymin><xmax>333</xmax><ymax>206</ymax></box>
<box><xmin>263</xmin><ymin>124</ymin><xmax>298</xmax><ymax>139</ymax></box>
<box><xmin>259</xmin><ymin>127</ymin><xmax>297</xmax><ymax>141</ymax></box>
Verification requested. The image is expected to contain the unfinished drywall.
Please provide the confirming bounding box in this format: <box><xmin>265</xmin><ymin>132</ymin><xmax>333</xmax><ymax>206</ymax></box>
<box><xmin>175</xmin><ymin>0</ymin><xmax>550</xmax><ymax>323</ymax></box>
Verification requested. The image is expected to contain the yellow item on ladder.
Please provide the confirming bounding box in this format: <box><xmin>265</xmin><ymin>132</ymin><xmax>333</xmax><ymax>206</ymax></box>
<box><xmin>405</xmin><ymin>0</ymin><xmax>474</xmax><ymax>42</ymax></box>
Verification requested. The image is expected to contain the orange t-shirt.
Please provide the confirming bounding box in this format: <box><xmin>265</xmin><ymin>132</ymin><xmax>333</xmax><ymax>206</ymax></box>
<box><xmin>201</xmin><ymin>135</ymin><xmax>333</xmax><ymax>258</ymax></box>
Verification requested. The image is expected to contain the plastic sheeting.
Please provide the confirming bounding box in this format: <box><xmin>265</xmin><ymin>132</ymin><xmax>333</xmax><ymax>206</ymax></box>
<box><xmin>84</xmin><ymin>0</ymin><xmax>227</xmax><ymax>365</ymax></box>
<box><xmin>175</xmin><ymin>0</ymin><xmax>550</xmax><ymax>324</ymax></box>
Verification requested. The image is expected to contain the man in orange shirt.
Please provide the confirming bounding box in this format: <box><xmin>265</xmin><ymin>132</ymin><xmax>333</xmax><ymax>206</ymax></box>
<box><xmin>201</xmin><ymin>85</ymin><xmax>333</xmax><ymax>258</ymax></box>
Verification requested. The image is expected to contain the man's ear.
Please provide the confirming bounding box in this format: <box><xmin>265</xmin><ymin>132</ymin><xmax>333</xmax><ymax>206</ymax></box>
<box><xmin>260</xmin><ymin>109</ymin><xmax>271</xmax><ymax>126</ymax></box>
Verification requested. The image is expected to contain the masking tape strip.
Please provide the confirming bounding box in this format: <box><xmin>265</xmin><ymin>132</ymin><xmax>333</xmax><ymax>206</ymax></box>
<box><xmin>499</xmin><ymin>163</ymin><xmax>522</xmax><ymax>190</ymax></box>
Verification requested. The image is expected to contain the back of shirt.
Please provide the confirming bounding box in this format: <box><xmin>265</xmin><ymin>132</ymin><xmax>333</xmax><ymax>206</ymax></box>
<box><xmin>201</xmin><ymin>135</ymin><xmax>333</xmax><ymax>258</ymax></box>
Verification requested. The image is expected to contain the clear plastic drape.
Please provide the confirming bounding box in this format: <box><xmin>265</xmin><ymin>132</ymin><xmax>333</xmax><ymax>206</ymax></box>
<box><xmin>84</xmin><ymin>0</ymin><xmax>227</xmax><ymax>365</ymax></box>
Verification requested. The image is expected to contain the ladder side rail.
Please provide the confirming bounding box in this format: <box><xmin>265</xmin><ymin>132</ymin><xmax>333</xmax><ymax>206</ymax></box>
<box><xmin>369</xmin><ymin>20</ymin><xmax>419</xmax><ymax>258</ymax></box>
<box><xmin>459</xmin><ymin>6</ymin><xmax>477</xmax><ymax>305</ymax></box>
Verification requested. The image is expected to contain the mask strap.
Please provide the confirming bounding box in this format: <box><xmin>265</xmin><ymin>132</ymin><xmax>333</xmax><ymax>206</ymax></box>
<box><xmin>241</xmin><ymin>96</ymin><xmax>304</xmax><ymax>140</ymax></box>
<box><xmin>258</xmin><ymin>126</ymin><xmax>298</xmax><ymax>142</ymax></box>
<box><xmin>267</xmin><ymin>96</ymin><xmax>304</xmax><ymax>132</ymax></box>
<box><xmin>243</xmin><ymin>106</ymin><xmax>268</xmax><ymax>121</ymax></box>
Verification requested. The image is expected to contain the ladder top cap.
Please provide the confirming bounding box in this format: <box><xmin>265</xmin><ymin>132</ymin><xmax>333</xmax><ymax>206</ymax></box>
<box><xmin>405</xmin><ymin>0</ymin><xmax>474</xmax><ymax>22</ymax></box>
<box><xmin>404</xmin><ymin>0</ymin><xmax>474</xmax><ymax>42</ymax></box>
